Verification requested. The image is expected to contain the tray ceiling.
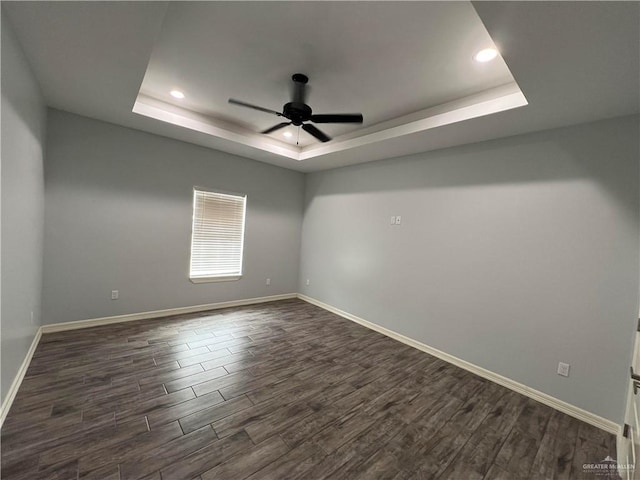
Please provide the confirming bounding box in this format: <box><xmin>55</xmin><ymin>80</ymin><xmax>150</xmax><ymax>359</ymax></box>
<box><xmin>134</xmin><ymin>1</ymin><xmax>525</xmax><ymax>159</ymax></box>
<box><xmin>3</xmin><ymin>1</ymin><xmax>638</xmax><ymax>172</ymax></box>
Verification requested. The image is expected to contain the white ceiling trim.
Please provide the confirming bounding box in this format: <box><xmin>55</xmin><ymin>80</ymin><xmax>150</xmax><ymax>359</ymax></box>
<box><xmin>133</xmin><ymin>82</ymin><xmax>527</xmax><ymax>163</ymax></box>
<box><xmin>133</xmin><ymin>94</ymin><xmax>299</xmax><ymax>160</ymax></box>
<box><xmin>299</xmin><ymin>82</ymin><xmax>527</xmax><ymax>160</ymax></box>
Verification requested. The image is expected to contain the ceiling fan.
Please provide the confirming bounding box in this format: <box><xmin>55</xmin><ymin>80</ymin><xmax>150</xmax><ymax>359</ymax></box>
<box><xmin>229</xmin><ymin>73</ymin><xmax>363</xmax><ymax>143</ymax></box>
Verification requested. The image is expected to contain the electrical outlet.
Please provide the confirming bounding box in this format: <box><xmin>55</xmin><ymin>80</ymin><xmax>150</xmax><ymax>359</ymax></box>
<box><xmin>306</xmin><ymin>279</ymin><xmax>310</xmax><ymax>286</ymax></box>
<box><xmin>266</xmin><ymin>278</ymin><xmax>271</xmax><ymax>286</ymax></box>
<box><xmin>395</xmin><ymin>215</ymin><xmax>401</xmax><ymax>225</ymax></box>
<box><xmin>557</xmin><ymin>362</ymin><xmax>570</xmax><ymax>377</ymax></box>
<box><xmin>111</xmin><ymin>290</ymin><xmax>119</xmax><ymax>300</ymax></box>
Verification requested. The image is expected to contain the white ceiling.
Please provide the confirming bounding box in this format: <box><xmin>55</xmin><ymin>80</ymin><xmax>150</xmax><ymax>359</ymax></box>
<box><xmin>3</xmin><ymin>1</ymin><xmax>638</xmax><ymax>172</ymax></box>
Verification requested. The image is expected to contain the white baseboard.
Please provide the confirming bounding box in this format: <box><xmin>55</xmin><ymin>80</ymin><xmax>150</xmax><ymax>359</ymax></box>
<box><xmin>0</xmin><ymin>328</ymin><xmax>42</xmax><ymax>428</ymax></box>
<box><xmin>297</xmin><ymin>293</ymin><xmax>621</xmax><ymax>436</ymax></box>
<box><xmin>41</xmin><ymin>293</ymin><xmax>298</xmax><ymax>333</ymax></box>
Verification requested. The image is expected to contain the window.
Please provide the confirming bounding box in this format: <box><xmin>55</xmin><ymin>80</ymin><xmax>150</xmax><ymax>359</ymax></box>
<box><xmin>189</xmin><ymin>188</ymin><xmax>247</xmax><ymax>282</ymax></box>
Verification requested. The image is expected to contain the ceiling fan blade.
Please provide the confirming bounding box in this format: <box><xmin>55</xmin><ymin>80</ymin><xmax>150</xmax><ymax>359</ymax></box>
<box><xmin>310</xmin><ymin>113</ymin><xmax>363</xmax><ymax>124</ymax></box>
<box><xmin>261</xmin><ymin>122</ymin><xmax>292</xmax><ymax>134</ymax></box>
<box><xmin>302</xmin><ymin>123</ymin><xmax>331</xmax><ymax>143</ymax></box>
<box><xmin>228</xmin><ymin>99</ymin><xmax>282</xmax><ymax>116</ymax></box>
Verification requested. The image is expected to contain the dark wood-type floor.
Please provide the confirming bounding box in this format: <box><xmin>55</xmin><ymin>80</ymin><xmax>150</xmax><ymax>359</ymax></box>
<box><xmin>1</xmin><ymin>299</ymin><xmax>618</xmax><ymax>480</ymax></box>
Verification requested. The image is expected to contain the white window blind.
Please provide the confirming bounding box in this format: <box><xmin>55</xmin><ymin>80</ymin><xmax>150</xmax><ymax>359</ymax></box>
<box><xmin>189</xmin><ymin>188</ymin><xmax>246</xmax><ymax>281</ymax></box>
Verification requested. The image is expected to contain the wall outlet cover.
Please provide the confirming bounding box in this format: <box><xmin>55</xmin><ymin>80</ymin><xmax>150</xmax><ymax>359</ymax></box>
<box><xmin>557</xmin><ymin>362</ymin><xmax>570</xmax><ymax>377</ymax></box>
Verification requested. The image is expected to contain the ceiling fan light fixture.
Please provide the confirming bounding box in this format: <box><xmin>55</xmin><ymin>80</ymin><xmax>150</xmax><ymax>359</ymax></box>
<box><xmin>474</xmin><ymin>48</ymin><xmax>498</xmax><ymax>63</ymax></box>
<box><xmin>170</xmin><ymin>89</ymin><xmax>185</xmax><ymax>99</ymax></box>
<box><xmin>283</xmin><ymin>131</ymin><xmax>293</xmax><ymax>138</ymax></box>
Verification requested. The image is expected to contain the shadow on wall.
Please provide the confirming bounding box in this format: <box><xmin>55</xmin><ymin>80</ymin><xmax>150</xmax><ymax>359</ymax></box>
<box><xmin>304</xmin><ymin>115</ymin><xmax>639</xmax><ymax>224</ymax></box>
<box><xmin>1</xmin><ymin>94</ymin><xmax>43</xmax><ymax>150</ymax></box>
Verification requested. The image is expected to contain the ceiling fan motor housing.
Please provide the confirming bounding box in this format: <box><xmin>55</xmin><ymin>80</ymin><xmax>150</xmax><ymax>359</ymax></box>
<box><xmin>283</xmin><ymin>102</ymin><xmax>312</xmax><ymax>126</ymax></box>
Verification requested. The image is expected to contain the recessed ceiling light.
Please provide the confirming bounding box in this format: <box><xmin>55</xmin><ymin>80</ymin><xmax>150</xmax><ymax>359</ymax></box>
<box><xmin>474</xmin><ymin>48</ymin><xmax>498</xmax><ymax>63</ymax></box>
<box><xmin>283</xmin><ymin>131</ymin><xmax>293</xmax><ymax>138</ymax></box>
<box><xmin>170</xmin><ymin>90</ymin><xmax>185</xmax><ymax>99</ymax></box>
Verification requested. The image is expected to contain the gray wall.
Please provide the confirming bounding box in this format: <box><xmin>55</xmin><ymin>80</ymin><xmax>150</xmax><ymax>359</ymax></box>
<box><xmin>1</xmin><ymin>12</ymin><xmax>47</xmax><ymax>403</ymax></box>
<box><xmin>299</xmin><ymin>115</ymin><xmax>640</xmax><ymax>423</ymax></box>
<box><xmin>42</xmin><ymin>110</ymin><xmax>304</xmax><ymax>325</ymax></box>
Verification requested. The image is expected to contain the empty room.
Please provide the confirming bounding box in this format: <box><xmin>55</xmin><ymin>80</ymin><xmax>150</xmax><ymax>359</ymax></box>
<box><xmin>1</xmin><ymin>1</ymin><xmax>639</xmax><ymax>479</ymax></box>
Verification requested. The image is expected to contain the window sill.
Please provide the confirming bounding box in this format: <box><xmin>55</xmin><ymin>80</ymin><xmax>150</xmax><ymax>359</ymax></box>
<box><xmin>190</xmin><ymin>275</ymin><xmax>242</xmax><ymax>284</ymax></box>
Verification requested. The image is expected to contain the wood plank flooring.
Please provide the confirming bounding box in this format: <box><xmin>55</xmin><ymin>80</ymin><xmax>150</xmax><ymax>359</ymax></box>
<box><xmin>1</xmin><ymin>299</ymin><xmax>619</xmax><ymax>479</ymax></box>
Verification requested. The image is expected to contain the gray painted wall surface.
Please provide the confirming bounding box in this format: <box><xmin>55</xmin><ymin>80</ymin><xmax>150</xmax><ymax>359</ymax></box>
<box><xmin>42</xmin><ymin>110</ymin><xmax>304</xmax><ymax>325</ymax></box>
<box><xmin>299</xmin><ymin>116</ymin><xmax>639</xmax><ymax>423</ymax></box>
<box><xmin>1</xmin><ymin>13</ymin><xmax>46</xmax><ymax>403</ymax></box>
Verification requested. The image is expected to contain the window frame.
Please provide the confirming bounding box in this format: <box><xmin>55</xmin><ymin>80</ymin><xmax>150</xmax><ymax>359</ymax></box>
<box><xmin>188</xmin><ymin>186</ymin><xmax>247</xmax><ymax>284</ymax></box>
